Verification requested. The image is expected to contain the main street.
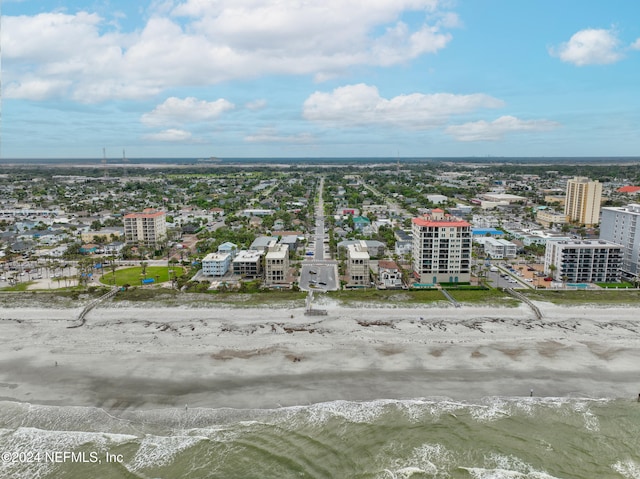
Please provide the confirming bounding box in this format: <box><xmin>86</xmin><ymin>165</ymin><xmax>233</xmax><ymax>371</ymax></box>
<box><xmin>299</xmin><ymin>177</ymin><xmax>339</xmax><ymax>293</ymax></box>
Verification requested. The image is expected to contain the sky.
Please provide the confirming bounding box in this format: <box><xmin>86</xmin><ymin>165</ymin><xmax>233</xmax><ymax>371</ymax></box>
<box><xmin>1</xmin><ymin>0</ymin><xmax>640</xmax><ymax>159</ymax></box>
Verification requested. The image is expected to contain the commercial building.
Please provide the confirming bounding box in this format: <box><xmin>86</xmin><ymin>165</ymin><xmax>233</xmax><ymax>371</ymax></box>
<box><xmin>411</xmin><ymin>209</ymin><xmax>471</xmax><ymax>284</ymax></box>
<box><xmin>264</xmin><ymin>244</ymin><xmax>290</xmax><ymax>287</ymax></box>
<box><xmin>202</xmin><ymin>252</ymin><xmax>232</xmax><ymax>277</ymax></box>
<box><xmin>600</xmin><ymin>204</ymin><xmax>640</xmax><ymax>278</ymax></box>
<box><xmin>544</xmin><ymin>239</ymin><xmax>622</xmax><ymax>283</ymax></box>
<box><xmin>346</xmin><ymin>241</ymin><xmax>371</xmax><ymax>287</ymax></box>
<box><xmin>564</xmin><ymin>177</ymin><xmax>602</xmax><ymax>226</ymax></box>
<box><xmin>123</xmin><ymin>209</ymin><xmax>167</xmax><ymax>246</ymax></box>
<box><xmin>535</xmin><ymin>210</ymin><xmax>568</xmax><ymax>228</ymax></box>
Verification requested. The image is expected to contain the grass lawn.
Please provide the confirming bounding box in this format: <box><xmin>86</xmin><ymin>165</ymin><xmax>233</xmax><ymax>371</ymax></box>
<box><xmin>100</xmin><ymin>266</ymin><xmax>184</xmax><ymax>287</ymax></box>
<box><xmin>0</xmin><ymin>282</ymin><xmax>32</xmax><ymax>292</ymax></box>
<box><xmin>522</xmin><ymin>289</ymin><xmax>640</xmax><ymax>305</ymax></box>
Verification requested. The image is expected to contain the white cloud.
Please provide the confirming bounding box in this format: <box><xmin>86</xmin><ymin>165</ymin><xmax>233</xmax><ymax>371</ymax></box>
<box><xmin>3</xmin><ymin>78</ymin><xmax>72</xmax><ymax>101</ymax></box>
<box><xmin>141</xmin><ymin>97</ymin><xmax>235</xmax><ymax>126</ymax></box>
<box><xmin>550</xmin><ymin>28</ymin><xmax>623</xmax><ymax>66</ymax></box>
<box><xmin>142</xmin><ymin>129</ymin><xmax>195</xmax><ymax>142</ymax></box>
<box><xmin>245</xmin><ymin>99</ymin><xmax>267</xmax><ymax>110</ymax></box>
<box><xmin>445</xmin><ymin>116</ymin><xmax>560</xmax><ymax>142</ymax></box>
<box><xmin>631</xmin><ymin>38</ymin><xmax>640</xmax><ymax>50</ymax></box>
<box><xmin>245</xmin><ymin>129</ymin><xmax>314</xmax><ymax>143</ymax></box>
<box><xmin>303</xmin><ymin>83</ymin><xmax>504</xmax><ymax>129</ymax></box>
<box><xmin>1</xmin><ymin>1</ymin><xmax>457</xmax><ymax>102</ymax></box>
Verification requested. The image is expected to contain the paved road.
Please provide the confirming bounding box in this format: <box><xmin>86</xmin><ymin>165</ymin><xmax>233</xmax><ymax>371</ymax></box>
<box><xmin>300</xmin><ymin>177</ymin><xmax>339</xmax><ymax>292</ymax></box>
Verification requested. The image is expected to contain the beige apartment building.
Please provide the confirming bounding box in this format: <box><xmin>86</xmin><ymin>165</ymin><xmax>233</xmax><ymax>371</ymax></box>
<box><xmin>123</xmin><ymin>209</ymin><xmax>167</xmax><ymax>246</ymax></box>
<box><xmin>264</xmin><ymin>244</ymin><xmax>290</xmax><ymax>287</ymax></box>
<box><xmin>536</xmin><ymin>209</ymin><xmax>568</xmax><ymax>228</ymax></box>
<box><xmin>411</xmin><ymin>209</ymin><xmax>472</xmax><ymax>284</ymax></box>
<box><xmin>346</xmin><ymin>241</ymin><xmax>371</xmax><ymax>287</ymax></box>
<box><xmin>564</xmin><ymin>177</ymin><xmax>602</xmax><ymax>226</ymax></box>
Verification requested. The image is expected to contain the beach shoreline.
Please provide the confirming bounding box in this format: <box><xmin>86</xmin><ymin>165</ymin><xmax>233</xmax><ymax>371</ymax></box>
<box><xmin>2</xmin><ymin>299</ymin><xmax>640</xmax><ymax>412</ymax></box>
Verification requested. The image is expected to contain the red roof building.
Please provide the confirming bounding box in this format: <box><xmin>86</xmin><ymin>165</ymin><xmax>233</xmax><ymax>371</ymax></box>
<box><xmin>411</xmin><ymin>212</ymin><xmax>472</xmax><ymax>285</ymax></box>
<box><xmin>617</xmin><ymin>186</ymin><xmax>640</xmax><ymax>194</ymax></box>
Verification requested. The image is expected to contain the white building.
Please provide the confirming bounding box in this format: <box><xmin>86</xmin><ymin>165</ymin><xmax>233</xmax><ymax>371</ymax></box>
<box><xmin>481</xmin><ymin>193</ymin><xmax>526</xmax><ymax>204</ymax></box>
<box><xmin>377</xmin><ymin>260</ymin><xmax>404</xmax><ymax>289</ymax></box>
<box><xmin>426</xmin><ymin>194</ymin><xmax>448</xmax><ymax>205</ymax></box>
<box><xmin>544</xmin><ymin>239</ymin><xmax>622</xmax><ymax>283</ymax></box>
<box><xmin>346</xmin><ymin>241</ymin><xmax>370</xmax><ymax>287</ymax></box>
<box><xmin>264</xmin><ymin>244</ymin><xmax>289</xmax><ymax>287</ymax></box>
<box><xmin>600</xmin><ymin>204</ymin><xmax>640</xmax><ymax>278</ymax></box>
<box><xmin>411</xmin><ymin>209</ymin><xmax>471</xmax><ymax>284</ymax></box>
<box><xmin>202</xmin><ymin>252</ymin><xmax>232</xmax><ymax>277</ymax></box>
<box><xmin>481</xmin><ymin>237</ymin><xmax>517</xmax><ymax>259</ymax></box>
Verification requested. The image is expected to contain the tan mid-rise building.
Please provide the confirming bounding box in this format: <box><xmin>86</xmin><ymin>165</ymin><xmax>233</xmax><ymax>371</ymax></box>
<box><xmin>346</xmin><ymin>241</ymin><xmax>371</xmax><ymax>287</ymax></box>
<box><xmin>123</xmin><ymin>209</ymin><xmax>167</xmax><ymax>246</ymax></box>
<box><xmin>264</xmin><ymin>244</ymin><xmax>289</xmax><ymax>287</ymax></box>
<box><xmin>564</xmin><ymin>177</ymin><xmax>602</xmax><ymax>226</ymax></box>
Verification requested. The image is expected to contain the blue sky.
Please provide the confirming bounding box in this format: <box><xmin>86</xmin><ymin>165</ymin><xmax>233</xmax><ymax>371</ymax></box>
<box><xmin>2</xmin><ymin>0</ymin><xmax>640</xmax><ymax>159</ymax></box>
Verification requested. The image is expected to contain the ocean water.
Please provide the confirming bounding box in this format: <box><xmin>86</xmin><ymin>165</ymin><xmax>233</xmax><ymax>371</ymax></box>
<box><xmin>1</xmin><ymin>397</ymin><xmax>639</xmax><ymax>479</ymax></box>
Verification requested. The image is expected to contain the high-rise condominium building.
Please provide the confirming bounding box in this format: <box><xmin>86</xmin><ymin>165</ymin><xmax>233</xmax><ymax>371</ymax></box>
<box><xmin>564</xmin><ymin>177</ymin><xmax>602</xmax><ymax>226</ymax></box>
<box><xmin>123</xmin><ymin>209</ymin><xmax>167</xmax><ymax>246</ymax></box>
<box><xmin>411</xmin><ymin>209</ymin><xmax>471</xmax><ymax>284</ymax></box>
<box><xmin>600</xmin><ymin>203</ymin><xmax>640</xmax><ymax>278</ymax></box>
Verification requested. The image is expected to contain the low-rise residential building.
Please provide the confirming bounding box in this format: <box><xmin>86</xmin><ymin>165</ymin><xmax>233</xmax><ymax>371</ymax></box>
<box><xmin>241</xmin><ymin>208</ymin><xmax>275</xmax><ymax>217</ymax></box>
<box><xmin>81</xmin><ymin>228</ymin><xmax>123</xmax><ymax>243</ymax></box>
<box><xmin>232</xmin><ymin>250</ymin><xmax>263</xmax><ymax>278</ymax></box>
<box><xmin>480</xmin><ymin>237</ymin><xmax>517</xmax><ymax>259</ymax></box>
<box><xmin>394</xmin><ymin>230</ymin><xmax>412</xmax><ymax>257</ymax></box>
<box><xmin>80</xmin><ymin>243</ymin><xmax>100</xmax><ymax>254</ymax></box>
<box><xmin>338</xmin><ymin>240</ymin><xmax>386</xmax><ymax>258</ymax></box>
<box><xmin>202</xmin><ymin>252</ymin><xmax>232</xmax><ymax>277</ymax></box>
<box><xmin>250</xmin><ymin>236</ymin><xmax>278</xmax><ymax>252</ymax></box>
<box><xmin>544</xmin><ymin>239</ymin><xmax>623</xmax><ymax>283</ymax></box>
<box><xmin>352</xmin><ymin>216</ymin><xmax>371</xmax><ymax>232</ymax></box>
<box><xmin>264</xmin><ymin>244</ymin><xmax>289</xmax><ymax>287</ymax></box>
<box><xmin>217</xmin><ymin>241</ymin><xmax>238</xmax><ymax>258</ymax></box>
<box><xmin>346</xmin><ymin>241</ymin><xmax>370</xmax><ymax>287</ymax></box>
<box><xmin>377</xmin><ymin>260</ymin><xmax>404</xmax><ymax>289</ymax></box>
<box><xmin>103</xmin><ymin>241</ymin><xmax>125</xmax><ymax>255</ymax></box>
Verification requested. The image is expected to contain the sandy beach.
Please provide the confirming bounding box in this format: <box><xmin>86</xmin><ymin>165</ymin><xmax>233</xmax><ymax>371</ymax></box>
<box><xmin>1</xmin><ymin>297</ymin><xmax>640</xmax><ymax>411</ymax></box>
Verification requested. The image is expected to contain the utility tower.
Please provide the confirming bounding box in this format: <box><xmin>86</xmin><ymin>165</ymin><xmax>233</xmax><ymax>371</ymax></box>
<box><xmin>122</xmin><ymin>149</ymin><xmax>129</xmax><ymax>178</ymax></box>
<box><xmin>102</xmin><ymin>148</ymin><xmax>108</xmax><ymax>179</ymax></box>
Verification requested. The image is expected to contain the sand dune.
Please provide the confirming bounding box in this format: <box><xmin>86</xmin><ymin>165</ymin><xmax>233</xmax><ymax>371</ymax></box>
<box><xmin>1</xmin><ymin>299</ymin><xmax>640</xmax><ymax>410</ymax></box>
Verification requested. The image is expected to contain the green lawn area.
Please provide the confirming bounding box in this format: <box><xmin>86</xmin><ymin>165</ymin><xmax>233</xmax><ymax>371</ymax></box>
<box><xmin>522</xmin><ymin>289</ymin><xmax>640</xmax><ymax>304</ymax></box>
<box><xmin>100</xmin><ymin>266</ymin><xmax>184</xmax><ymax>286</ymax></box>
<box><xmin>0</xmin><ymin>282</ymin><xmax>32</xmax><ymax>292</ymax></box>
